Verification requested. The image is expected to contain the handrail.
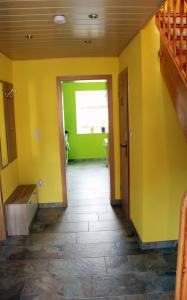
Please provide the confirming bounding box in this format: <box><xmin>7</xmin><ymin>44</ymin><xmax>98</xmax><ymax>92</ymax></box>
<box><xmin>175</xmin><ymin>192</ymin><xmax>187</xmax><ymax>300</ymax></box>
<box><xmin>156</xmin><ymin>0</ymin><xmax>187</xmax><ymax>83</ymax></box>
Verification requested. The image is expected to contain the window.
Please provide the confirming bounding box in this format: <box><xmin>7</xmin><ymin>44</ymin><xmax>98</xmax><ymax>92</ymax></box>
<box><xmin>75</xmin><ymin>90</ymin><xmax>108</xmax><ymax>134</ymax></box>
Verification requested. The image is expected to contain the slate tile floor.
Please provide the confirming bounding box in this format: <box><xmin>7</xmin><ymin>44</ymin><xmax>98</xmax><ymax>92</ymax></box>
<box><xmin>0</xmin><ymin>160</ymin><xmax>177</xmax><ymax>299</ymax></box>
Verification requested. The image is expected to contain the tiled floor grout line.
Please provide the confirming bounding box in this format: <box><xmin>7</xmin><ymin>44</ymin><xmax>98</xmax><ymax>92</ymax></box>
<box><xmin>114</xmin><ymin>241</ymin><xmax>118</xmax><ymax>249</ymax></box>
<box><xmin>90</xmin><ymin>274</ymin><xmax>95</xmax><ymax>298</ymax></box>
<box><xmin>88</xmin><ymin>221</ymin><xmax>90</xmax><ymax>232</ymax></box>
<box><xmin>19</xmin><ymin>280</ymin><xmax>26</xmax><ymax>300</ymax></box>
<box><xmin>103</xmin><ymin>256</ymin><xmax>108</xmax><ymax>273</ymax></box>
<box><xmin>75</xmin><ymin>232</ymin><xmax>78</xmax><ymax>244</ymax></box>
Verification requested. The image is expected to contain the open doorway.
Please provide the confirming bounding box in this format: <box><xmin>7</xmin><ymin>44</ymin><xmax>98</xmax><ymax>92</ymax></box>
<box><xmin>118</xmin><ymin>69</ymin><xmax>130</xmax><ymax>219</ymax></box>
<box><xmin>56</xmin><ymin>75</ymin><xmax>115</xmax><ymax>207</ymax></box>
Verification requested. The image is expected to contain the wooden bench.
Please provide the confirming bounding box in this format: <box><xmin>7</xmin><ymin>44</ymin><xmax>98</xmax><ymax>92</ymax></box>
<box><xmin>5</xmin><ymin>185</ymin><xmax>38</xmax><ymax>236</ymax></box>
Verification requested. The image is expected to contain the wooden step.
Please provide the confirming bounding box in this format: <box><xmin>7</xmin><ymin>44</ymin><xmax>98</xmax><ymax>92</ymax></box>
<box><xmin>157</xmin><ymin>13</ymin><xmax>187</xmax><ymax>25</ymax></box>
<box><xmin>170</xmin><ymin>29</ymin><xmax>187</xmax><ymax>37</ymax></box>
<box><xmin>166</xmin><ymin>34</ymin><xmax>187</xmax><ymax>41</ymax></box>
<box><xmin>176</xmin><ymin>46</ymin><xmax>187</xmax><ymax>53</ymax></box>
<box><xmin>160</xmin><ymin>23</ymin><xmax>187</xmax><ymax>29</ymax></box>
<box><xmin>169</xmin><ymin>41</ymin><xmax>187</xmax><ymax>51</ymax></box>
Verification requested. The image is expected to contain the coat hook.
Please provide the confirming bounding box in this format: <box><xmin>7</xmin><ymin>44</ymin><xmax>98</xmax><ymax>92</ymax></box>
<box><xmin>5</xmin><ymin>88</ymin><xmax>16</xmax><ymax>98</ymax></box>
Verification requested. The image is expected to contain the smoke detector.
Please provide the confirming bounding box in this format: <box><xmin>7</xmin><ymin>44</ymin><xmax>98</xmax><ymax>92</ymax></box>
<box><xmin>54</xmin><ymin>15</ymin><xmax>66</xmax><ymax>24</ymax></box>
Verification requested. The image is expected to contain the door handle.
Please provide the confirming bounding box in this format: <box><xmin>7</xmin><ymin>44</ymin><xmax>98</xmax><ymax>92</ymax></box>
<box><xmin>120</xmin><ymin>144</ymin><xmax>127</xmax><ymax>148</ymax></box>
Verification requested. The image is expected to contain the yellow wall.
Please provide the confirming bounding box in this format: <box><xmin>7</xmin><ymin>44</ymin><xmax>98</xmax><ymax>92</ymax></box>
<box><xmin>141</xmin><ymin>19</ymin><xmax>187</xmax><ymax>242</ymax></box>
<box><xmin>0</xmin><ymin>53</ymin><xmax>19</xmax><ymax>202</ymax></box>
<box><xmin>13</xmin><ymin>58</ymin><xmax>120</xmax><ymax>204</ymax></box>
<box><xmin>119</xmin><ymin>19</ymin><xmax>187</xmax><ymax>242</ymax></box>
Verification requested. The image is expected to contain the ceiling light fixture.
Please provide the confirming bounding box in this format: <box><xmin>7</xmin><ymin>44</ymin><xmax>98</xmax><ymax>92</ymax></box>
<box><xmin>54</xmin><ymin>15</ymin><xmax>66</xmax><ymax>24</ymax></box>
<box><xmin>84</xmin><ymin>40</ymin><xmax>92</xmax><ymax>44</ymax></box>
<box><xmin>88</xmin><ymin>13</ymin><xmax>98</xmax><ymax>20</ymax></box>
<box><xmin>25</xmin><ymin>34</ymin><xmax>33</xmax><ymax>40</ymax></box>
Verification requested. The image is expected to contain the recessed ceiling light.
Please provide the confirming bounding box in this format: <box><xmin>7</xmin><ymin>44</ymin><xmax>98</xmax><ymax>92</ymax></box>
<box><xmin>84</xmin><ymin>40</ymin><xmax>92</xmax><ymax>44</ymax></box>
<box><xmin>25</xmin><ymin>34</ymin><xmax>33</xmax><ymax>40</ymax></box>
<box><xmin>54</xmin><ymin>15</ymin><xmax>66</xmax><ymax>24</ymax></box>
<box><xmin>88</xmin><ymin>13</ymin><xmax>98</xmax><ymax>20</ymax></box>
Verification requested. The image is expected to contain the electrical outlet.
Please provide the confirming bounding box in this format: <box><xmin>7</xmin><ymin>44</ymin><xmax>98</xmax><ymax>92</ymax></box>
<box><xmin>38</xmin><ymin>179</ymin><xmax>43</xmax><ymax>188</ymax></box>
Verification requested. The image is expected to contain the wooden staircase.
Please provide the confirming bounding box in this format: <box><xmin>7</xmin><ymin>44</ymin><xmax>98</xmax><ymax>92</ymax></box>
<box><xmin>156</xmin><ymin>0</ymin><xmax>187</xmax><ymax>84</ymax></box>
<box><xmin>156</xmin><ymin>0</ymin><xmax>187</xmax><ymax>139</ymax></box>
<box><xmin>156</xmin><ymin>2</ymin><xmax>187</xmax><ymax>299</ymax></box>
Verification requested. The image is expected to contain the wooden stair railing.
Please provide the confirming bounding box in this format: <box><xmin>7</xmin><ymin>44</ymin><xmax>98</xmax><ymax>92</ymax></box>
<box><xmin>156</xmin><ymin>0</ymin><xmax>187</xmax><ymax>85</ymax></box>
<box><xmin>175</xmin><ymin>192</ymin><xmax>187</xmax><ymax>300</ymax></box>
<box><xmin>156</xmin><ymin>0</ymin><xmax>187</xmax><ymax>141</ymax></box>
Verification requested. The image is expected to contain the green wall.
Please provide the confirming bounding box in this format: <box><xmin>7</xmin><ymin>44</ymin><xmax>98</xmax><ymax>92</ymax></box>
<box><xmin>62</xmin><ymin>81</ymin><xmax>108</xmax><ymax>160</ymax></box>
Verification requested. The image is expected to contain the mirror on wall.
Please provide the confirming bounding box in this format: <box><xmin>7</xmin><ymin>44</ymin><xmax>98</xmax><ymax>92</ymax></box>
<box><xmin>0</xmin><ymin>81</ymin><xmax>17</xmax><ymax>169</ymax></box>
<box><xmin>0</xmin><ymin>81</ymin><xmax>8</xmax><ymax>168</ymax></box>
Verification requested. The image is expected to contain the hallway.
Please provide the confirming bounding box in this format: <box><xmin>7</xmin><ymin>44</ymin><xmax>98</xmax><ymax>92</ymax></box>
<box><xmin>0</xmin><ymin>161</ymin><xmax>177</xmax><ymax>299</ymax></box>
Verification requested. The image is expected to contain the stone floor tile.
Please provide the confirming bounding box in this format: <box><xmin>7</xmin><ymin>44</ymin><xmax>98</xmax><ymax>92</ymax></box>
<box><xmin>105</xmin><ymin>256</ymin><xmax>146</xmax><ymax>274</ymax></box>
<box><xmin>105</xmin><ymin>296</ymin><xmax>146</xmax><ymax>300</ymax></box>
<box><xmin>92</xmin><ymin>272</ymin><xmax>163</xmax><ymax>297</ymax></box>
<box><xmin>16</xmin><ymin>260</ymin><xmax>49</xmax><ymax>278</ymax></box>
<box><xmin>5</xmin><ymin>245</ymin><xmax>65</xmax><ymax>260</ymax></box>
<box><xmin>162</xmin><ymin>253</ymin><xmax>177</xmax><ymax>272</ymax></box>
<box><xmin>77</xmin><ymin>231</ymin><xmax>131</xmax><ymax>244</ymax></box>
<box><xmin>68</xmin><ymin>205</ymin><xmax>108</xmax><ymax>214</ymax></box>
<box><xmin>158</xmin><ymin>272</ymin><xmax>176</xmax><ymax>292</ymax></box>
<box><xmin>0</xmin><ymin>276</ymin><xmax>25</xmax><ymax>300</ymax></box>
<box><xmin>69</xmin><ymin>198</ymin><xmax>109</xmax><ymax>207</ymax></box>
<box><xmin>0</xmin><ymin>236</ymin><xmax>27</xmax><ymax>247</ymax></box>
<box><xmin>98</xmin><ymin>212</ymin><xmax>124</xmax><ymax>221</ymax></box>
<box><xmin>62</xmin><ymin>212</ymin><xmax>99</xmax><ymax>222</ymax></box>
<box><xmin>89</xmin><ymin>220</ymin><xmax>127</xmax><ymax>232</ymax></box>
<box><xmin>63</xmin><ymin>242</ymin><xmax>119</xmax><ymax>258</ymax></box>
<box><xmin>48</xmin><ymin>257</ymin><xmax>106</xmax><ymax>276</ymax></box>
<box><xmin>26</xmin><ymin>232</ymin><xmax>76</xmax><ymax>246</ymax></box>
<box><xmin>0</xmin><ymin>261</ymin><xmax>24</xmax><ymax>278</ymax></box>
<box><xmin>128</xmin><ymin>253</ymin><xmax>170</xmax><ymax>273</ymax></box>
<box><xmin>53</xmin><ymin>298</ymin><xmax>105</xmax><ymax>300</ymax></box>
<box><xmin>21</xmin><ymin>275</ymin><xmax>92</xmax><ymax>299</ymax></box>
<box><xmin>32</xmin><ymin>221</ymin><xmax>89</xmax><ymax>233</ymax></box>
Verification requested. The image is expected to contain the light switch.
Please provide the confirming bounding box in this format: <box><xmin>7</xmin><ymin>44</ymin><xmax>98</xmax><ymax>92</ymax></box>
<box><xmin>38</xmin><ymin>179</ymin><xmax>43</xmax><ymax>188</ymax></box>
<box><xmin>34</xmin><ymin>129</ymin><xmax>41</xmax><ymax>140</ymax></box>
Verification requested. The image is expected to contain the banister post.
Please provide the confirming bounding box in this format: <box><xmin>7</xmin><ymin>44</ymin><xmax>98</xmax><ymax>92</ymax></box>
<box><xmin>175</xmin><ymin>191</ymin><xmax>187</xmax><ymax>300</ymax></box>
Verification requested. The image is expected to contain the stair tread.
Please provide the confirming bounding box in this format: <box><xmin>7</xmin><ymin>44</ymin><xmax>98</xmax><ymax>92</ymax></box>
<box><xmin>156</xmin><ymin>9</ymin><xmax>187</xmax><ymax>83</ymax></box>
<box><xmin>160</xmin><ymin>24</ymin><xmax>187</xmax><ymax>29</ymax></box>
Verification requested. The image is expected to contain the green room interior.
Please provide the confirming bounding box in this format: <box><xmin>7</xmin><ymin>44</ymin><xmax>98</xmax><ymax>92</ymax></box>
<box><xmin>62</xmin><ymin>81</ymin><xmax>108</xmax><ymax>160</ymax></box>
